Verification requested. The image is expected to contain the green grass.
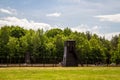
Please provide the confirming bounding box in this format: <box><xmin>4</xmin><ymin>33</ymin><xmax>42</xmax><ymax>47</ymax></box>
<box><xmin>0</xmin><ymin>67</ymin><xmax>120</xmax><ymax>80</ymax></box>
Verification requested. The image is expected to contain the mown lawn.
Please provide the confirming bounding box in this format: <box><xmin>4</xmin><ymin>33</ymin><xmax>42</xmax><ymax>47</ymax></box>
<box><xmin>0</xmin><ymin>67</ymin><xmax>120</xmax><ymax>80</ymax></box>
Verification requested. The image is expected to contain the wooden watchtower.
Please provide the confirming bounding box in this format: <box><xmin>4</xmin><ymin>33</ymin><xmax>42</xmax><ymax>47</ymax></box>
<box><xmin>62</xmin><ymin>40</ymin><xmax>78</xmax><ymax>67</ymax></box>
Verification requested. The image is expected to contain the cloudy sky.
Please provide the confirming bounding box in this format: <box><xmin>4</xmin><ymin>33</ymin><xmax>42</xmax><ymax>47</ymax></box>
<box><xmin>0</xmin><ymin>0</ymin><xmax>120</xmax><ymax>40</ymax></box>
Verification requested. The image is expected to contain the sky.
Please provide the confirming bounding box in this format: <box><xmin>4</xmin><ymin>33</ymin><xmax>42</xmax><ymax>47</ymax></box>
<box><xmin>0</xmin><ymin>0</ymin><xmax>120</xmax><ymax>40</ymax></box>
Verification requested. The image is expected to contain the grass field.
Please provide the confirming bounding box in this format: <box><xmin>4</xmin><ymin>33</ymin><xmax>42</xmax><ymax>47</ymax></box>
<box><xmin>0</xmin><ymin>67</ymin><xmax>120</xmax><ymax>80</ymax></box>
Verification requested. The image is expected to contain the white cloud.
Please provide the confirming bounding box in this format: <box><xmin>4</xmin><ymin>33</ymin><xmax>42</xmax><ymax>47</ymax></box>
<box><xmin>8</xmin><ymin>7</ymin><xmax>17</xmax><ymax>15</ymax></box>
<box><xmin>101</xmin><ymin>32</ymin><xmax>120</xmax><ymax>40</ymax></box>
<box><xmin>46</xmin><ymin>12</ymin><xmax>61</xmax><ymax>17</ymax></box>
<box><xmin>0</xmin><ymin>17</ymin><xmax>51</xmax><ymax>30</ymax></box>
<box><xmin>0</xmin><ymin>8</ymin><xmax>12</xmax><ymax>15</ymax></box>
<box><xmin>95</xmin><ymin>14</ymin><xmax>120</xmax><ymax>22</ymax></box>
<box><xmin>71</xmin><ymin>24</ymin><xmax>100</xmax><ymax>34</ymax></box>
<box><xmin>0</xmin><ymin>16</ymin><xmax>119</xmax><ymax>40</ymax></box>
<box><xmin>0</xmin><ymin>8</ymin><xmax>17</xmax><ymax>15</ymax></box>
<box><xmin>70</xmin><ymin>24</ymin><xmax>120</xmax><ymax>40</ymax></box>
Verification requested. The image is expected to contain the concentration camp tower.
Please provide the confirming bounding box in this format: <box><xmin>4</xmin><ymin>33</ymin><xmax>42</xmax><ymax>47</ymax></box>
<box><xmin>62</xmin><ymin>40</ymin><xmax>78</xmax><ymax>67</ymax></box>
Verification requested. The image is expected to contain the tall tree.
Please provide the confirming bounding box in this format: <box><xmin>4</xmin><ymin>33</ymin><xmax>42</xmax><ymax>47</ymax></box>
<box><xmin>45</xmin><ymin>28</ymin><xmax>62</xmax><ymax>38</ymax></box>
<box><xmin>111</xmin><ymin>35</ymin><xmax>119</xmax><ymax>50</ymax></box>
<box><xmin>54</xmin><ymin>34</ymin><xmax>64</xmax><ymax>62</ymax></box>
<box><xmin>63</xmin><ymin>27</ymin><xmax>72</xmax><ymax>36</ymax></box>
<box><xmin>89</xmin><ymin>34</ymin><xmax>105</xmax><ymax>65</ymax></box>
<box><xmin>0</xmin><ymin>26</ymin><xmax>10</xmax><ymax>63</ymax></box>
<box><xmin>10</xmin><ymin>26</ymin><xmax>25</xmax><ymax>38</ymax></box>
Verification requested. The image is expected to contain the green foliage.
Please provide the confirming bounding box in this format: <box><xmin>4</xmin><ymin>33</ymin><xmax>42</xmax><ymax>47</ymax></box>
<box><xmin>10</xmin><ymin>26</ymin><xmax>26</xmax><ymax>38</ymax></box>
<box><xmin>63</xmin><ymin>27</ymin><xmax>72</xmax><ymax>36</ymax></box>
<box><xmin>45</xmin><ymin>28</ymin><xmax>62</xmax><ymax>38</ymax></box>
<box><xmin>0</xmin><ymin>25</ymin><xmax>120</xmax><ymax>65</ymax></box>
<box><xmin>0</xmin><ymin>26</ymin><xmax>10</xmax><ymax>59</ymax></box>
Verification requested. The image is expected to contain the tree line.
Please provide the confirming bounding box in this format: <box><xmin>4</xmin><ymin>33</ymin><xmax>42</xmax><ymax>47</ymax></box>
<box><xmin>0</xmin><ymin>26</ymin><xmax>120</xmax><ymax>65</ymax></box>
